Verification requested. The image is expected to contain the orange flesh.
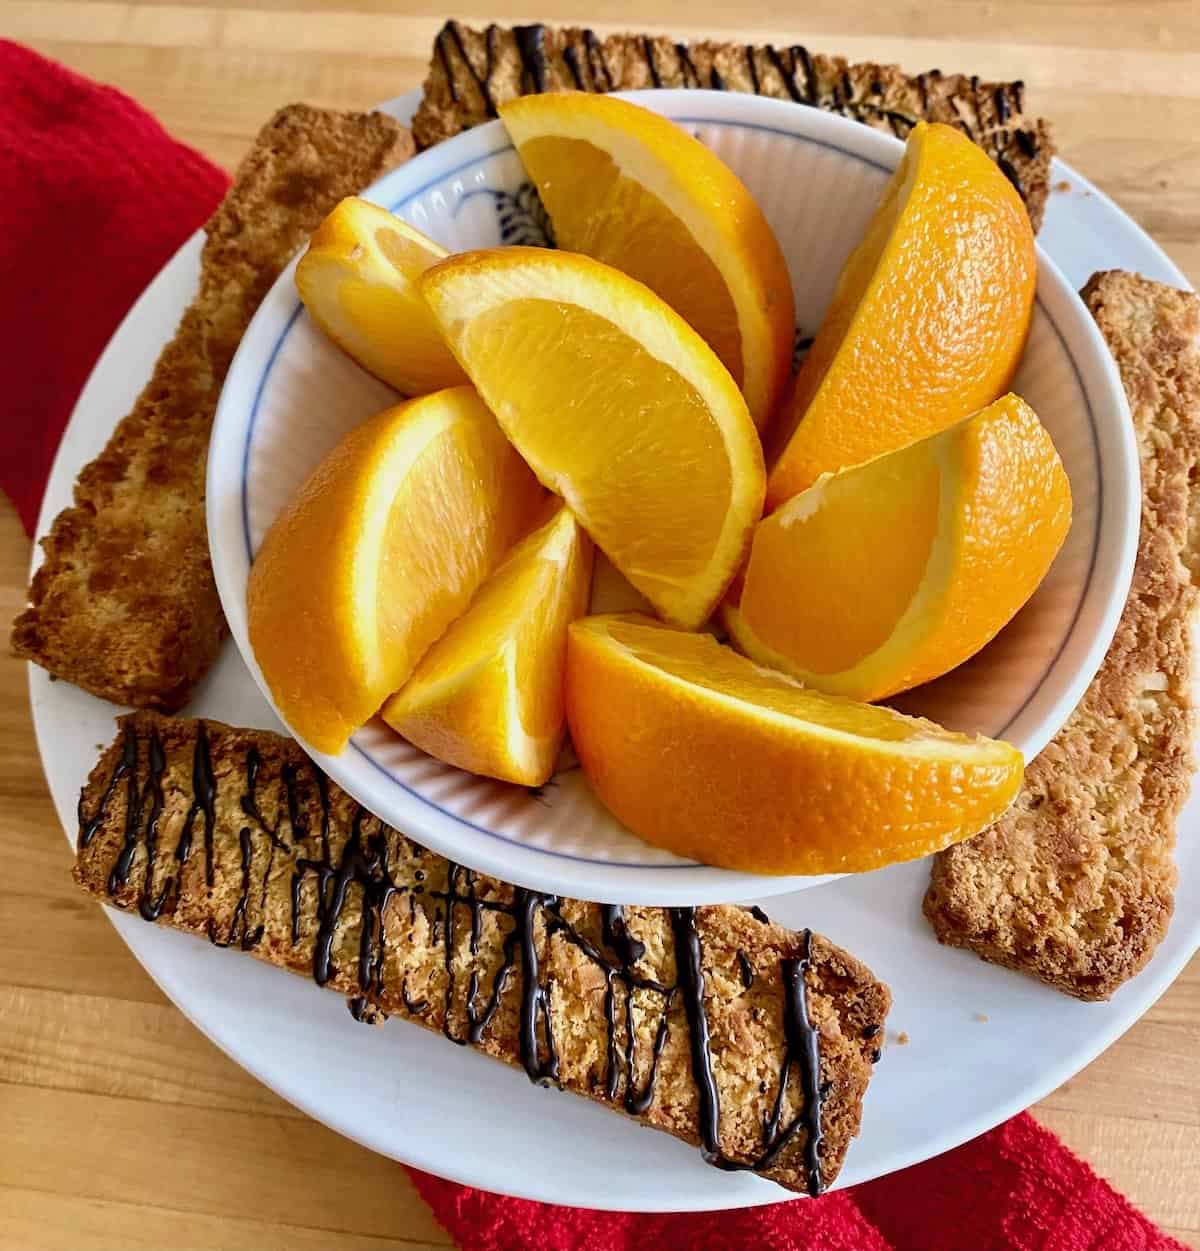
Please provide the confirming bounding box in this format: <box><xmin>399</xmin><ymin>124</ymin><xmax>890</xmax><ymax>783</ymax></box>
<box><xmin>247</xmin><ymin>391</ymin><xmax>543</xmax><ymax>754</ymax></box>
<box><xmin>376</xmin><ymin>224</ymin><xmax>443</xmax><ymax>274</ymax></box>
<box><xmin>461</xmin><ymin>299</ymin><xmax>732</xmax><ymax>600</ymax></box>
<box><xmin>335</xmin><ymin>225</ymin><xmax>450</xmax><ymax>379</ymax></box>
<box><xmin>375</xmin><ymin>417</ymin><xmax>533</xmax><ymax>675</ymax></box>
<box><xmin>382</xmin><ymin>505</ymin><xmax>591</xmax><ymax>785</ymax></box>
<box><xmin>512</xmin><ymin>546</ymin><xmax>589</xmax><ymax>743</ymax></box>
<box><xmin>396</xmin><ymin>510</ymin><xmax>587</xmax><ymax>742</ymax></box>
<box><xmin>606</xmin><ymin>618</ymin><xmax>945</xmax><ymax>742</ymax></box>
<box><xmin>296</xmin><ymin>200</ymin><xmax>465</xmax><ymax>397</ymax></box>
<box><xmin>732</xmin><ymin>394</ymin><xmax>1073</xmax><ymax>702</ymax></box>
<box><xmin>743</xmin><ymin>439</ymin><xmax>940</xmax><ymax>674</ymax></box>
<box><xmin>518</xmin><ymin>135</ymin><xmax>744</xmax><ymax>386</ymax></box>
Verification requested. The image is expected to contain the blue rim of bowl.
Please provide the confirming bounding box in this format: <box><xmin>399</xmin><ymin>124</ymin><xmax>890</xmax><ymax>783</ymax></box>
<box><xmin>235</xmin><ymin>113</ymin><xmax>1105</xmax><ymax>873</ymax></box>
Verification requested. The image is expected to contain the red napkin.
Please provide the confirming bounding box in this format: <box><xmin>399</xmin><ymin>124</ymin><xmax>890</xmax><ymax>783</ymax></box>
<box><xmin>0</xmin><ymin>40</ymin><xmax>227</xmax><ymax>533</ymax></box>
<box><xmin>1</xmin><ymin>39</ymin><xmax>1184</xmax><ymax>1251</ymax></box>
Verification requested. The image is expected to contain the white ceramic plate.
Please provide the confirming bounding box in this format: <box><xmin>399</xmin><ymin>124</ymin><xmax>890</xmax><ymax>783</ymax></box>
<box><xmin>207</xmin><ymin>90</ymin><xmax>1139</xmax><ymax>905</ymax></box>
<box><xmin>28</xmin><ymin>91</ymin><xmax>1198</xmax><ymax>1210</ymax></box>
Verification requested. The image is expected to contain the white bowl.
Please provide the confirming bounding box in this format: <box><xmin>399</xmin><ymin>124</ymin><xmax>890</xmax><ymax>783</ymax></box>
<box><xmin>208</xmin><ymin>89</ymin><xmax>1139</xmax><ymax>906</ymax></box>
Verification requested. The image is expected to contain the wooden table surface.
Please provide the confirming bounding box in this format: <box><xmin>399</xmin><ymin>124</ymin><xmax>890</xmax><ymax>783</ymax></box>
<box><xmin>2</xmin><ymin>2</ymin><xmax>1199</xmax><ymax>1247</ymax></box>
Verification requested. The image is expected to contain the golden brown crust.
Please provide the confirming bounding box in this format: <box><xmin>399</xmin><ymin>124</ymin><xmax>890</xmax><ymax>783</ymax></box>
<box><xmin>412</xmin><ymin>21</ymin><xmax>1052</xmax><ymax>229</ymax></box>
<box><xmin>10</xmin><ymin>105</ymin><xmax>414</xmax><ymax>710</ymax></box>
<box><xmin>75</xmin><ymin>712</ymin><xmax>889</xmax><ymax>1194</ymax></box>
<box><xmin>925</xmin><ymin>272</ymin><xmax>1200</xmax><ymax>1000</ymax></box>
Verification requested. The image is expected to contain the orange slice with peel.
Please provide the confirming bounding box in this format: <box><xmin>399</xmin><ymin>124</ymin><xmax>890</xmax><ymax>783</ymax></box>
<box><xmin>421</xmin><ymin>247</ymin><xmax>765</xmax><ymax>630</ymax></box>
<box><xmin>766</xmin><ymin>121</ymin><xmax>1037</xmax><ymax>510</ymax></box>
<box><xmin>295</xmin><ymin>197</ymin><xmax>467</xmax><ymax>395</ymax></box>
<box><xmin>383</xmin><ymin>502</ymin><xmax>592</xmax><ymax>786</ymax></box>
<box><xmin>247</xmin><ymin>386</ymin><xmax>544</xmax><ymax>754</ymax></box>
<box><xmin>565</xmin><ymin>614</ymin><xmax>1024</xmax><ymax>875</ymax></box>
<box><xmin>726</xmin><ymin>394</ymin><xmax>1072</xmax><ymax>702</ymax></box>
<box><xmin>499</xmin><ymin>91</ymin><xmax>794</xmax><ymax>430</ymax></box>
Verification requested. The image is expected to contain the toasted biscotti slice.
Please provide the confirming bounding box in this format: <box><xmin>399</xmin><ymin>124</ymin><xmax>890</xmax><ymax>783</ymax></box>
<box><xmin>10</xmin><ymin>105</ymin><xmax>413</xmax><ymax>711</ymax></box>
<box><xmin>925</xmin><ymin>271</ymin><xmax>1200</xmax><ymax>1000</ymax></box>
<box><xmin>74</xmin><ymin>712</ymin><xmax>890</xmax><ymax>1195</ymax></box>
<box><xmin>413</xmin><ymin>20</ymin><xmax>1053</xmax><ymax>229</ymax></box>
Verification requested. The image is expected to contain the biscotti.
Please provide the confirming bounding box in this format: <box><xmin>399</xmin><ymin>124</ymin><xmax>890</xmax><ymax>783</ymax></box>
<box><xmin>925</xmin><ymin>271</ymin><xmax>1200</xmax><ymax>1000</ymax></box>
<box><xmin>10</xmin><ymin>105</ymin><xmax>413</xmax><ymax>710</ymax></box>
<box><xmin>74</xmin><ymin>712</ymin><xmax>890</xmax><ymax>1194</ymax></box>
<box><xmin>413</xmin><ymin>20</ymin><xmax>1053</xmax><ymax>229</ymax></box>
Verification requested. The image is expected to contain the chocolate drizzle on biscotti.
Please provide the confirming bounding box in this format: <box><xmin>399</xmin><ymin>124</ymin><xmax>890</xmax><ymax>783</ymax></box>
<box><xmin>78</xmin><ymin>723</ymin><xmax>137</xmax><ymax>849</ymax></box>
<box><xmin>79</xmin><ymin>718</ymin><xmax>837</xmax><ymax>1194</ymax></box>
<box><xmin>108</xmin><ymin>727</ymin><xmax>165</xmax><ymax>904</ymax></box>
<box><xmin>670</xmin><ymin>910</ymin><xmax>825</xmax><ymax>1195</ymax></box>
<box><xmin>514</xmin><ymin>23</ymin><xmax>550</xmax><ymax>93</ymax></box>
<box><xmin>436</xmin><ymin>19</ymin><xmax>499</xmax><ymax>117</ymax></box>
<box><xmin>78</xmin><ymin>721</ymin><xmax>214</xmax><ymax>923</ymax></box>
<box><xmin>737</xmin><ymin>950</ymin><xmax>756</xmax><ymax>989</ymax></box>
<box><xmin>414</xmin><ymin>22</ymin><xmax>1050</xmax><ymax>230</ymax></box>
<box><xmin>585</xmin><ymin>29</ymin><xmax>614</xmax><ymax>90</ymax></box>
<box><xmin>600</xmin><ymin>903</ymin><xmax>647</xmax><ymax>966</ymax></box>
<box><xmin>642</xmin><ymin>37</ymin><xmax>662</xmax><ymax>88</ymax></box>
<box><xmin>675</xmin><ymin>43</ymin><xmax>701</xmax><ymax>88</ymax></box>
<box><xmin>562</xmin><ymin>43</ymin><xmax>586</xmax><ymax>89</ymax></box>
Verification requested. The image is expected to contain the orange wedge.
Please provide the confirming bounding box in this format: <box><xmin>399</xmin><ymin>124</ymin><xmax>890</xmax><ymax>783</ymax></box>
<box><xmin>383</xmin><ymin>502</ymin><xmax>593</xmax><ymax>786</ymax></box>
<box><xmin>421</xmin><ymin>247</ymin><xmax>765</xmax><ymax>629</ymax></box>
<box><xmin>767</xmin><ymin>122</ymin><xmax>1036</xmax><ymax>510</ymax></box>
<box><xmin>247</xmin><ymin>386</ymin><xmax>544</xmax><ymax>754</ymax></box>
<box><xmin>726</xmin><ymin>394</ymin><xmax>1072</xmax><ymax>701</ymax></box>
<box><xmin>565</xmin><ymin>614</ymin><xmax>1024</xmax><ymax>875</ymax></box>
<box><xmin>499</xmin><ymin>92</ymin><xmax>794</xmax><ymax>429</ymax></box>
<box><xmin>295</xmin><ymin>197</ymin><xmax>468</xmax><ymax>395</ymax></box>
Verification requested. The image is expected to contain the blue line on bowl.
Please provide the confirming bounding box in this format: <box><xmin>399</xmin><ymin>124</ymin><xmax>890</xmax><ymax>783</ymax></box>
<box><xmin>241</xmin><ymin>302</ymin><xmax>304</xmax><ymax>564</ymax></box>
<box><xmin>238</xmin><ymin>118</ymin><xmax>1102</xmax><ymax>870</ymax></box>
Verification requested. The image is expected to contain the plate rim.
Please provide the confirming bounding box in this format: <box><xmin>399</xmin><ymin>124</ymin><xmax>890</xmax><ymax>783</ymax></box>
<box><xmin>24</xmin><ymin>88</ymin><xmax>1200</xmax><ymax>1212</ymax></box>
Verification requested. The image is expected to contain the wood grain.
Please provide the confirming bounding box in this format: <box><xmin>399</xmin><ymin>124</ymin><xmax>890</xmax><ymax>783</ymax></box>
<box><xmin>0</xmin><ymin>2</ymin><xmax>1197</xmax><ymax>1246</ymax></box>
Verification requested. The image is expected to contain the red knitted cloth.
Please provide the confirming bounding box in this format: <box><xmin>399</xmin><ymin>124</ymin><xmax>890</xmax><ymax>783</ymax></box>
<box><xmin>0</xmin><ymin>38</ymin><xmax>1184</xmax><ymax>1251</ymax></box>
<box><xmin>411</xmin><ymin>1115</ymin><xmax>1182</xmax><ymax>1251</ymax></box>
